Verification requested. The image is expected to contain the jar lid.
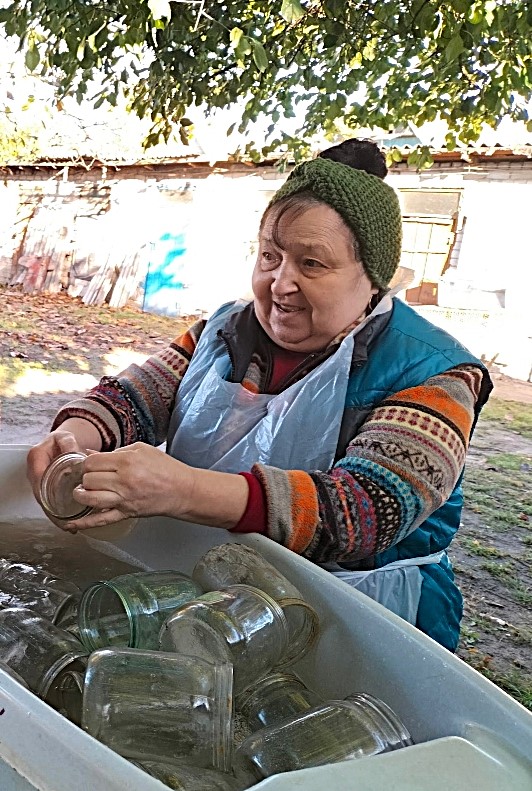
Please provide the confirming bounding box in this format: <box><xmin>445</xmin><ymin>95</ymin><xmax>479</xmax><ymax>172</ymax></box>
<box><xmin>40</xmin><ymin>452</ymin><xmax>92</xmax><ymax>521</ymax></box>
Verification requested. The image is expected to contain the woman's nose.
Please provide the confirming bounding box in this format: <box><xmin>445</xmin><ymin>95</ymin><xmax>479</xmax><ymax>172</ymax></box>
<box><xmin>270</xmin><ymin>260</ymin><xmax>299</xmax><ymax>295</ymax></box>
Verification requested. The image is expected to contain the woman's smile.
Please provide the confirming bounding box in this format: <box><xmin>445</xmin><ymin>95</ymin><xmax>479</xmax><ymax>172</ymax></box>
<box><xmin>252</xmin><ymin>203</ymin><xmax>377</xmax><ymax>352</ymax></box>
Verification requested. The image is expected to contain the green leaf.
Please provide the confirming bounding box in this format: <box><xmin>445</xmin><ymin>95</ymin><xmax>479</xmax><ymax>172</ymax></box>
<box><xmin>526</xmin><ymin>120</ymin><xmax>532</xmax><ymax>133</ymax></box>
<box><xmin>467</xmin><ymin>4</ymin><xmax>483</xmax><ymax>24</ymax></box>
<box><xmin>24</xmin><ymin>46</ymin><xmax>40</xmax><ymax>71</ymax></box>
<box><xmin>230</xmin><ymin>27</ymin><xmax>243</xmax><ymax>46</ymax></box>
<box><xmin>445</xmin><ymin>34</ymin><xmax>464</xmax><ymax>63</ymax></box>
<box><xmin>281</xmin><ymin>0</ymin><xmax>305</xmax><ymax>23</ymax></box>
<box><xmin>252</xmin><ymin>40</ymin><xmax>268</xmax><ymax>73</ymax></box>
<box><xmin>76</xmin><ymin>39</ymin><xmax>85</xmax><ymax>62</ymax></box>
<box><xmin>148</xmin><ymin>0</ymin><xmax>172</xmax><ymax>22</ymax></box>
<box><xmin>235</xmin><ymin>35</ymin><xmax>252</xmax><ymax>59</ymax></box>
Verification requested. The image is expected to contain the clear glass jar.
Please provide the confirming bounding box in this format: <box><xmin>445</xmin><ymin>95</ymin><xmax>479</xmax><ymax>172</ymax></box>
<box><xmin>0</xmin><ymin>571</ymin><xmax>80</xmax><ymax>626</ymax></box>
<box><xmin>0</xmin><ymin>658</ymin><xmax>29</xmax><ymax>688</ymax></box>
<box><xmin>78</xmin><ymin>570</ymin><xmax>203</xmax><ymax>651</ymax></box>
<box><xmin>130</xmin><ymin>760</ymin><xmax>242</xmax><ymax>791</ymax></box>
<box><xmin>39</xmin><ymin>451</ymin><xmax>136</xmax><ymax>541</ymax></box>
<box><xmin>82</xmin><ymin>647</ymin><xmax>233</xmax><ymax>771</ymax></box>
<box><xmin>0</xmin><ymin>607</ymin><xmax>88</xmax><ymax>702</ymax></box>
<box><xmin>235</xmin><ymin>692</ymin><xmax>413</xmax><ymax>779</ymax></box>
<box><xmin>193</xmin><ymin>544</ymin><xmax>320</xmax><ymax>667</ymax></box>
<box><xmin>54</xmin><ymin>669</ymin><xmax>84</xmax><ymax>725</ymax></box>
<box><xmin>236</xmin><ymin>671</ymin><xmax>322</xmax><ymax>731</ymax></box>
<box><xmin>0</xmin><ymin>561</ymin><xmax>79</xmax><ymax>594</ymax></box>
<box><xmin>159</xmin><ymin>584</ymin><xmax>289</xmax><ymax>694</ymax></box>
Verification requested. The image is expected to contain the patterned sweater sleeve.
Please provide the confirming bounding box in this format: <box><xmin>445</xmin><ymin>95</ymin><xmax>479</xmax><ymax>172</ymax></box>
<box><xmin>51</xmin><ymin>319</ymin><xmax>206</xmax><ymax>450</ymax></box>
<box><xmin>252</xmin><ymin>364</ymin><xmax>485</xmax><ymax>563</ymax></box>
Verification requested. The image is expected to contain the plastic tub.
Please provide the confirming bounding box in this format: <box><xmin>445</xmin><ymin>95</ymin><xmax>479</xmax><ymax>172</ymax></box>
<box><xmin>0</xmin><ymin>445</ymin><xmax>531</xmax><ymax>791</ymax></box>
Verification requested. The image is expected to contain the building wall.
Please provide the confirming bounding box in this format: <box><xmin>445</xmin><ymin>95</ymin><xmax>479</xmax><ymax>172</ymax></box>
<box><xmin>0</xmin><ymin>158</ymin><xmax>530</xmax><ymax>379</ymax></box>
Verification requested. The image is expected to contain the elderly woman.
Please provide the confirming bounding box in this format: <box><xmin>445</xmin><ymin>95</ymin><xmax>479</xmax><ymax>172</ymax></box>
<box><xmin>27</xmin><ymin>139</ymin><xmax>492</xmax><ymax>652</ymax></box>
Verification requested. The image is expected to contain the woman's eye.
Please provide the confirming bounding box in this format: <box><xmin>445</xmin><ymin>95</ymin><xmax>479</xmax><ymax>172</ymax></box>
<box><xmin>260</xmin><ymin>251</ymin><xmax>278</xmax><ymax>269</ymax></box>
<box><xmin>303</xmin><ymin>259</ymin><xmax>325</xmax><ymax>270</ymax></box>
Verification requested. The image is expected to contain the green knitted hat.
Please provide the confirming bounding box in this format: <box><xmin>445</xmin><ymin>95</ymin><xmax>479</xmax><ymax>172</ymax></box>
<box><xmin>268</xmin><ymin>157</ymin><xmax>402</xmax><ymax>289</ymax></box>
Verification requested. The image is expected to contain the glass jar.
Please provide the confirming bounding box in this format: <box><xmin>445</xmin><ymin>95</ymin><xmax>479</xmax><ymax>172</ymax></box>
<box><xmin>235</xmin><ymin>692</ymin><xmax>413</xmax><ymax>778</ymax></box>
<box><xmin>236</xmin><ymin>671</ymin><xmax>322</xmax><ymax>731</ymax></box>
<box><xmin>0</xmin><ymin>607</ymin><xmax>88</xmax><ymax>702</ymax></box>
<box><xmin>130</xmin><ymin>760</ymin><xmax>242</xmax><ymax>791</ymax></box>
<box><xmin>39</xmin><ymin>451</ymin><xmax>136</xmax><ymax>541</ymax></box>
<box><xmin>0</xmin><ymin>568</ymin><xmax>81</xmax><ymax>625</ymax></box>
<box><xmin>193</xmin><ymin>544</ymin><xmax>320</xmax><ymax>666</ymax></box>
<box><xmin>0</xmin><ymin>658</ymin><xmax>29</xmax><ymax>688</ymax></box>
<box><xmin>78</xmin><ymin>570</ymin><xmax>203</xmax><ymax>651</ymax></box>
<box><xmin>53</xmin><ymin>669</ymin><xmax>84</xmax><ymax>725</ymax></box>
<box><xmin>159</xmin><ymin>584</ymin><xmax>289</xmax><ymax>694</ymax></box>
<box><xmin>82</xmin><ymin>648</ymin><xmax>233</xmax><ymax>771</ymax></box>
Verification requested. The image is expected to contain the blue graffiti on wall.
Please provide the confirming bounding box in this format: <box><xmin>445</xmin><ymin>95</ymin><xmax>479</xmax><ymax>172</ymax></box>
<box><xmin>143</xmin><ymin>231</ymin><xmax>188</xmax><ymax>316</ymax></box>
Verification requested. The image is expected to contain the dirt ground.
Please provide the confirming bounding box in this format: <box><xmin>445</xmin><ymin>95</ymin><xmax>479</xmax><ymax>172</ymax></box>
<box><xmin>1</xmin><ymin>289</ymin><xmax>531</xmax><ymax>709</ymax></box>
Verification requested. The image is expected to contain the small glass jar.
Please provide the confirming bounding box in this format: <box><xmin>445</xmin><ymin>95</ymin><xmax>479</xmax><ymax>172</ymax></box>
<box><xmin>0</xmin><ymin>607</ymin><xmax>88</xmax><ymax>702</ymax></box>
<box><xmin>159</xmin><ymin>584</ymin><xmax>289</xmax><ymax>694</ymax></box>
<box><xmin>0</xmin><ymin>572</ymin><xmax>81</xmax><ymax>626</ymax></box>
<box><xmin>53</xmin><ymin>669</ymin><xmax>84</xmax><ymax>725</ymax></box>
<box><xmin>193</xmin><ymin>544</ymin><xmax>320</xmax><ymax>666</ymax></box>
<box><xmin>0</xmin><ymin>562</ymin><xmax>79</xmax><ymax>593</ymax></box>
<box><xmin>39</xmin><ymin>452</ymin><xmax>136</xmax><ymax>541</ymax></box>
<box><xmin>192</xmin><ymin>544</ymin><xmax>303</xmax><ymax>600</ymax></box>
<box><xmin>236</xmin><ymin>671</ymin><xmax>322</xmax><ymax>731</ymax></box>
<box><xmin>235</xmin><ymin>692</ymin><xmax>413</xmax><ymax>779</ymax></box>
<box><xmin>82</xmin><ymin>648</ymin><xmax>233</xmax><ymax>771</ymax></box>
<box><xmin>130</xmin><ymin>760</ymin><xmax>242</xmax><ymax>791</ymax></box>
<box><xmin>78</xmin><ymin>570</ymin><xmax>203</xmax><ymax>651</ymax></box>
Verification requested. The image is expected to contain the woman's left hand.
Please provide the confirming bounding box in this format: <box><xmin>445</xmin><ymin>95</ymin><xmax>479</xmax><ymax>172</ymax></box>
<box><xmin>66</xmin><ymin>442</ymin><xmax>249</xmax><ymax>532</ymax></box>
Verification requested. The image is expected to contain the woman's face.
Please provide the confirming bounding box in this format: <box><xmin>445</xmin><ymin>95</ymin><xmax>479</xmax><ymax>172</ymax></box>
<box><xmin>252</xmin><ymin>202</ymin><xmax>378</xmax><ymax>353</ymax></box>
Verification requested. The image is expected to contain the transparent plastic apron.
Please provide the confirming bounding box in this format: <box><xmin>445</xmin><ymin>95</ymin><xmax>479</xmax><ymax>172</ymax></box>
<box><xmin>323</xmin><ymin>551</ymin><xmax>445</xmax><ymax>625</ymax></box>
<box><xmin>167</xmin><ymin>300</ymin><xmax>443</xmax><ymax>624</ymax></box>
<box><xmin>167</xmin><ymin>301</ymin><xmax>354</xmax><ymax>473</ymax></box>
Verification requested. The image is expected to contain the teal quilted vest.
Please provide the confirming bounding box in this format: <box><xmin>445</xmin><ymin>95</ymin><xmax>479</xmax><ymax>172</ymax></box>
<box><xmin>341</xmin><ymin>298</ymin><xmax>492</xmax><ymax>650</ymax></box>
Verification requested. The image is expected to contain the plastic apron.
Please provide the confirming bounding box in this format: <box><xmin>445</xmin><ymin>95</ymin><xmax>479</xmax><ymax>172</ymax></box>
<box><xmin>322</xmin><ymin>551</ymin><xmax>444</xmax><ymax>625</ymax></box>
<box><xmin>167</xmin><ymin>300</ymin><xmax>443</xmax><ymax>625</ymax></box>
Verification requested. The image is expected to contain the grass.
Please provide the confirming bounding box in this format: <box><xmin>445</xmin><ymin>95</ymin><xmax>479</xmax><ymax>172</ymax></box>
<box><xmin>481</xmin><ymin>561</ymin><xmax>532</xmax><ymax>606</ymax></box>
<box><xmin>481</xmin><ymin>398</ymin><xmax>532</xmax><ymax>439</ymax></box>
<box><xmin>460</xmin><ymin>537</ymin><xmax>505</xmax><ymax>558</ymax></box>
<box><xmin>474</xmin><ymin>666</ymin><xmax>532</xmax><ymax>710</ymax></box>
<box><xmin>512</xmin><ymin>626</ymin><xmax>532</xmax><ymax>647</ymax></box>
<box><xmin>485</xmin><ymin>453</ymin><xmax>532</xmax><ymax>472</ymax></box>
<box><xmin>462</xmin><ymin>454</ymin><xmax>532</xmax><ymax>532</ymax></box>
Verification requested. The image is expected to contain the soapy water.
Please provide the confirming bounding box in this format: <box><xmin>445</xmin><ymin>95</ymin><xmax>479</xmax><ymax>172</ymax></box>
<box><xmin>0</xmin><ymin>520</ymin><xmax>150</xmax><ymax>591</ymax></box>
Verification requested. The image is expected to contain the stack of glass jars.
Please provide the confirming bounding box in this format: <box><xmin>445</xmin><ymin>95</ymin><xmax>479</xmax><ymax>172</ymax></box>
<box><xmin>0</xmin><ymin>541</ymin><xmax>415</xmax><ymax>791</ymax></box>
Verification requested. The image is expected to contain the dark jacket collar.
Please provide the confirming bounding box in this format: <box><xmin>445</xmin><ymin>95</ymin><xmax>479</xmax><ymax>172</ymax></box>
<box><xmin>217</xmin><ymin>298</ymin><xmax>393</xmax><ymax>385</ymax></box>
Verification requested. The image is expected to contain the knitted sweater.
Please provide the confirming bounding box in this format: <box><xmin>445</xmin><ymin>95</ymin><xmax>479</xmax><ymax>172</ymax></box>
<box><xmin>52</xmin><ymin>305</ymin><xmax>486</xmax><ymax>566</ymax></box>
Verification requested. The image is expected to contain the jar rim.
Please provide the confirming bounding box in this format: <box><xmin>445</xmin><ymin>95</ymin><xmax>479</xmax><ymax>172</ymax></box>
<box><xmin>78</xmin><ymin>580</ymin><xmax>135</xmax><ymax>651</ymax></box>
<box><xmin>236</xmin><ymin>670</ymin><xmax>306</xmax><ymax>710</ymax></box>
<box><xmin>342</xmin><ymin>693</ymin><xmax>413</xmax><ymax>747</ymax></box>
<box><xmin>40</xmin><ymin>452</ymin><xmax>93</xmax><ymax>521</ymax></box>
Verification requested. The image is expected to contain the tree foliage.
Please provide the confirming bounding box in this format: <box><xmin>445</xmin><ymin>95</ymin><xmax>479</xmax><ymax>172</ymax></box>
<box><xmin>0</xmin><ymin>91</ymin><xmax>40</xmax><ymax>165</ymax></box>
<box><xmin>0</xmin><ymin>0</ymin><xmax>531</xmax><ymax>162</ymax></box>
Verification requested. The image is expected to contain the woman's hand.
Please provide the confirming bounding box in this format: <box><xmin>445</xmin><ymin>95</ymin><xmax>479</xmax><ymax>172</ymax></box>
<box><xmin>66</xmin><ymin>443</ymin><xmax>249</xmax><ymax>532</ymax></box>
<box><xmin>26</xmin><ymin>428</ymin><xmax>85</xmax><ymax>504</ymax></box>
<box><xmin>26</xmin><ymin>418</ymin><xmax>103</xmax><ymax>504</ymax></box>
